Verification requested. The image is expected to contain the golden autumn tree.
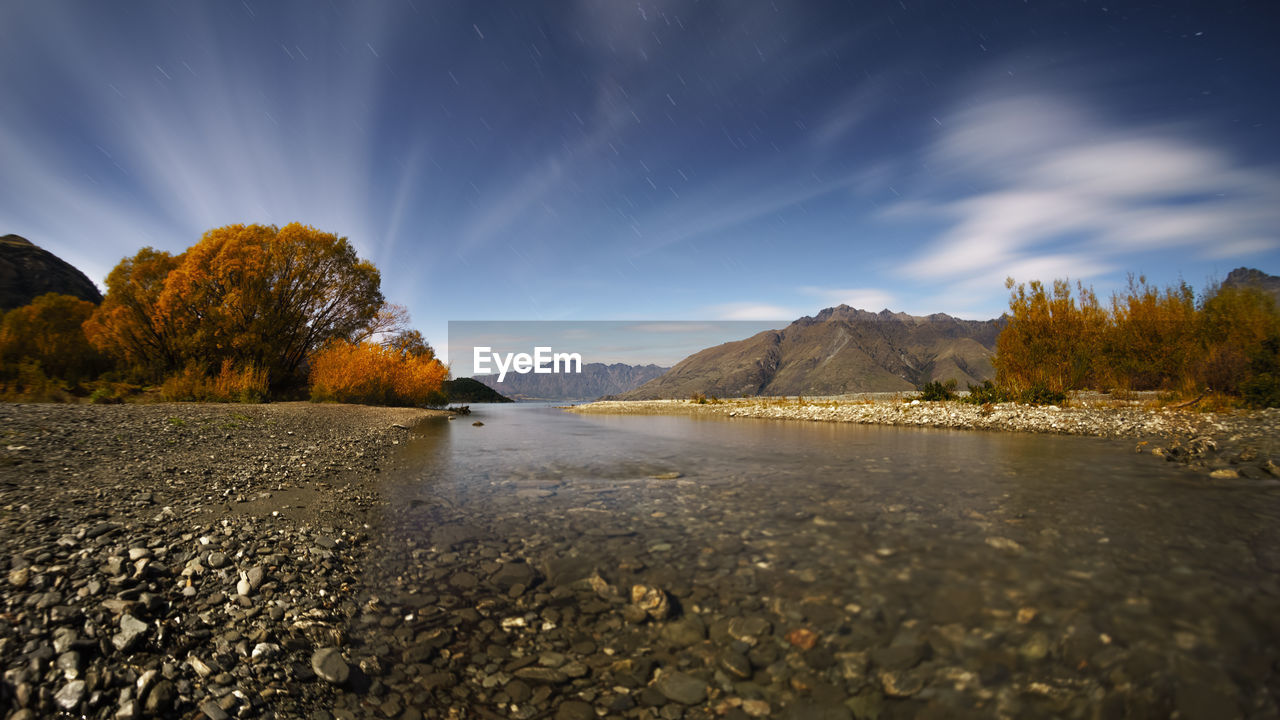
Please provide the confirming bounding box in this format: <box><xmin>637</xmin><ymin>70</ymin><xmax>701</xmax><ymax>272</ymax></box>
<box><xmin>82</xmin><ymin>247</ymin><xmax>182</xmax><ymax>378</ymax></box>
<box><xmin>1100</xmin><ymin>275</ymin><xmax>1198</xmax><ymax>391</ymax></box>
<box><xmin>150</xmin><ymin>223</ymin><xmax>384</xmax><ymax>387</ymax></box>
<box><xmin>1197</xmin><ymin>285</ymin><xmax>1280</xmax><ymax>396</ymax></box>
<box><xmin>0</xmin><ymin>292</ymin><xmax>106</xmax><ymax>382</ymax></box>
<box><xmin>994</xmin><ymin>278</ymin><xmax>1107</xmax><ymax>397</ymax></box>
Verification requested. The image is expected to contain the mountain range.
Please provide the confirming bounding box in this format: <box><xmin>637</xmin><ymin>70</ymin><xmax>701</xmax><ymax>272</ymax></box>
<box><xmin>473</xmin><ymin>362</ymin><xmax>668</xmax><ymax>401</ymax></box>
<box><xmin>618</xmin><ymin>306</ymin><xmax>1003</xmax><ymax>399</ymax></box>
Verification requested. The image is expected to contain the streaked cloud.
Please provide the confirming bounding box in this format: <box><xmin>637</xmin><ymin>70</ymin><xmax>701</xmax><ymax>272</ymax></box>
<box><xmin>898</xmin><ymin>94</ymin><xmax>1280</xmax><ymax>288</ymax></box>
<box><xmin>707</xmin><ymin>302</ymin><xmax>800</xmax><ymax>321</ymax></box>
<box><xmin>799</xmin><ymin>286</ymin><xmax>895</xmax><ymax>312</ymax></box>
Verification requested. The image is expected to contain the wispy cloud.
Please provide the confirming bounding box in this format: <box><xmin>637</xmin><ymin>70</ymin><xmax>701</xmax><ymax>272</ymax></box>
<box><xmin>798</xmin><ymin>286</ymin><xmax>895</xmax><ymax>312</ymax></box>
<box><xmin>897</xmin><ymin>94</ymin><xmax>1280</xmax><ymax>288</ymax></box>
<box><xmin>707</xmin><ymin>302</ymin><xmax>799</xmax><ymax>321</ymax></box>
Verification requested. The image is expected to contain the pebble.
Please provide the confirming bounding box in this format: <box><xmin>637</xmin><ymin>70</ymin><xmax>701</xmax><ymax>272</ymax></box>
<box><xmin>113</xmin><ymin>613</ymin><xmax>149</xmax><ymax>652</ymax></box>
<box><xmin>54</xmin><ymin>679</ymin><xmax>86</xmax><ymax>710</ymax></box>
<box><xmin>656</xmin><ymin>671</ymin><xmax>708</xmax><ymax>705</ymax></box>
<box><xmin>311</xmin><ymin>648</ymin><xmax>350</xmax><ymax>685</ymax></box>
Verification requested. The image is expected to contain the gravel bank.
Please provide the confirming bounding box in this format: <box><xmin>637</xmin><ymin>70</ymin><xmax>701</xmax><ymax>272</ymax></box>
<box><xmin>0</xmin><ymin>402</ymin><xmax>444</xmax><ymax>719</ymax></box>
<box><xmin>568</xmin><ymin>396</ymin><xmax>1280</xmax><ymax>480</ymax></box>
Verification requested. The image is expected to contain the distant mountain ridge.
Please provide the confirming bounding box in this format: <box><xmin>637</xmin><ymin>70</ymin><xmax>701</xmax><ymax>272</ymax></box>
<box><xmin>0</xmin><ymin>234</ymin><xmax>103</xmax><ymax>310</ymax></box>
<box><xmin>474</xmin><ymin>362</ymin><xmax>668</xmax><ymax>401</ymax></box>
<box><xmin>619</xmin><ymin>306</ymin><xmax>1003</xmax><ymax>399</ymax></box>
<box><xmin>1222</xmin><ymin>267</ymin><xmax>1280</xmax><ymax>305</ymax></box>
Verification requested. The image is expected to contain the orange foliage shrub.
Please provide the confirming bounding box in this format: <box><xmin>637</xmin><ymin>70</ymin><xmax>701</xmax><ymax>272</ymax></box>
<box><xmin>1</xmin><ymin>292</ymin><xmax>106</xmax><ymax>382</ymax></box>
<box><xmin>309</xmin><ymin>341</ymin><xmax>447</xmax><ymax>406</ymax></box>
<box><xmin>159</xmin><ymin>360</ymin><xmax>268</xmax><ymax>403</ymax></box>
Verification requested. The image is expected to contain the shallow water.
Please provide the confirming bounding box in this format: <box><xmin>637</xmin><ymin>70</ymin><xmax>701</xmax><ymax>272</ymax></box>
<box><xmin>370</xmin><ymin>404</ymin><xmax>1280</xmax><ymax>716</ymax></box>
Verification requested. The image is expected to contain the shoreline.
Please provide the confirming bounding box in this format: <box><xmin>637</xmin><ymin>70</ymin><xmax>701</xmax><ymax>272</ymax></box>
<box><xmin>567</xmin><ymin>395</ymin><xmax>1280</xmax><ymax>479</ymax></box>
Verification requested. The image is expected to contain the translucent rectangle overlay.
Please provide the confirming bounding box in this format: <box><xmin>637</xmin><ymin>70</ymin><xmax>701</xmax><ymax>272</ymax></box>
<box><xmin>447</xmin><ymin>320</ymin><xmax>781</xmax><ymax>379</ymax></box>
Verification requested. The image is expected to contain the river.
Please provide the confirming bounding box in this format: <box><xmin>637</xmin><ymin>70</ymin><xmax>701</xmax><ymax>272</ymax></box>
<box><xmin>361</xmin><ymin>403</ymin><xmax>1280</xmax><ymax>718</ymax></box>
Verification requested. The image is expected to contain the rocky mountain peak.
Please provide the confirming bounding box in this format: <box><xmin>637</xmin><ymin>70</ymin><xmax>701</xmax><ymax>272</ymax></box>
<box><xmin>0</xmin><ymin>234</ymin><xmax>104</xmax><ymax>310</ymax></box>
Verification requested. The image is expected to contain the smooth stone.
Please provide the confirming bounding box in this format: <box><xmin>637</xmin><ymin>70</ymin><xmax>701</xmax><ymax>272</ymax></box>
<box><xmin>661</xmin><ymin>616</ymin><xmax>707</xmax><ymax>647</ymax></box>
<box><xmin>538</xmin><ymin>651</ymin><xmax>567</xmax><ymax>668</ymax></box>
<box><xmin>514</xmin><ymin>666</ymin><xmax>569</xmax><ymax>684</ymax></box>
<box><xmin>492</xmin><ymin>562</ymin><xmax>537</xmax><ymax>590</ymax></box>
<box><xmin>450</xmin><ymin>571</ymin><xmax>478</xmax><ymax>589</ymax></box>
<box><xmin>718</xmin><ymin>650</ymin><xmax>752</xmax><ymax>679</ymax></box>
<box><xmin>727</xmin><ymin>617</ymin><xmax>772</xmax><ymax>644</ymax></box>
<box><xmin>311</xmin><ymin>648</ymin><xmax>350</xmax><ymax>685</ymax></box>
<box><xmin>656</xmin><ymin>671</ymin><xmax>707</xmax><ymax>705</ymax></box>
<box><xmin>506</xmin><ymin>679</ymin><xmax>532</xmax><ymax>702</ymax></box>
<box><xmin>555</xmin><ymin>700</ymin><xmax>596</xmax><ymax>720</ymax></box>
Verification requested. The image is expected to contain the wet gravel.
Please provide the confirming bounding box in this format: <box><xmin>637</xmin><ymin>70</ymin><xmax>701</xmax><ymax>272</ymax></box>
<box><xmin>3</xmin><ymin>401</ymin><xmax>1280</xmax><ymax>719</ymax></box>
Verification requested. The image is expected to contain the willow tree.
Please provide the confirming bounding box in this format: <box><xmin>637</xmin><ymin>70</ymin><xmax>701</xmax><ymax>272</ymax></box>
<box><xmin>83</xmin><ymin>247</ymin><xmax>182</xmax><ymax>378</ymax></box>
<box><xmin>993</xmin><ymin>278</ymin><xmax>1106</xmax><ymax>396</ymax></box>
<box><xmin>88</xmin><ymin>223</ymin><xmax>384</xmax><ymax>388</ymax></box>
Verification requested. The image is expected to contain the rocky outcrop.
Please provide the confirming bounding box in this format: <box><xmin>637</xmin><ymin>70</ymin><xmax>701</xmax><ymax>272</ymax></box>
<box><xmin>1222</xmin><ymin>267</ymin><xmax>1280</xmax><ymax>305</ymax></box>
<box><xmin>0</xmin><ymin>234</ymin><xmax>103</xmax><ymax>309</ymax></box>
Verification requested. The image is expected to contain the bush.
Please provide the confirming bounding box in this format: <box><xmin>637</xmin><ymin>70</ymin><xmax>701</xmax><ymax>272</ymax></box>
<box><xmin>159</xmin><ymin>360</ymin><xmax>268</xmax><ymax>403</ymax></box>
<box><xmin>995</xmin><ymin>275</ymin><xmax>1280</xmax><ymax>407</ymax></box>
<box><xmin>0</xmin><ymin>361</ymin><xmax>73</xmax><ymax>402</ymax></box>
<box><xmin>1017</xmin><ymin>384</ymin><xmax>1067</xmax><ymax>406</ymax></box>
<box><xmin>214</xmin><ymin>360</ymin><xmax>269</xmax><ymax>403</ymax></box>
<box><xmin>918</xmin><ymin>379</ymin><xmax>957</xmax><ymax>401</ymax></box>
<box><xmin>309</xmin><ymin>341</ymin><xmax>447</xmax><ymax>406</ymax></box>
<box><xmin>962</xmin><ymin>380</ymin><xmax>1008</xmax><ymax>404</ymax></box>
<box><xmin>89</xmin><ymin>387</ymin><xmax>121</xmax><ymax>404</ymax></box>
<box><xmin>690</xmin><ymin>392</ymin><xmax>707</xmax><ymax>404</ymax></box>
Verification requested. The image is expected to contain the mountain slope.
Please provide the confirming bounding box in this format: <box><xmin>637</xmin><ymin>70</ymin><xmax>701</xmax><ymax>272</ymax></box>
<box><xmin>473</xmin><ymin>362</ymin><xmax>668</xmax><ymax>401</ymax></box>
<box><xmin>0</xmin><ymin>234</ymin><xmax>103</xmax><ymax>310</ymax></box>
<box><xmin>620</xmin><ymin>306</ymin><xmax>1003</xmax><ymax>399</ymax></box>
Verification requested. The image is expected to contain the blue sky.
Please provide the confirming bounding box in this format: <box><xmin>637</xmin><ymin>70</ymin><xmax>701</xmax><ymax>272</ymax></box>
<box><xmin>2</xmin><ymin>1</ymin><xmax>1278</xmax><ymax>364</ymax></box>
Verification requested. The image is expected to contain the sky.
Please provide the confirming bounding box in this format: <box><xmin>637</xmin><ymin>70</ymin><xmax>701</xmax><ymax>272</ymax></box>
<box><xmin>2</xmin><ymin>1</ymin><xmax>1278</xmax><ymax>364</ymax></box>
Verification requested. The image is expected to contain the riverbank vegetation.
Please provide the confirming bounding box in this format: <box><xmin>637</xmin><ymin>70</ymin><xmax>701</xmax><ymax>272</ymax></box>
<box><xmin>994</xmin><ymin>275</ymin><xmax>1280</xmax><ymax>408</ymax></box>
<box><xmin>0</xmin><ymin>223</ymin><xmax>448</xmax><ymax>406</ymax></box>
